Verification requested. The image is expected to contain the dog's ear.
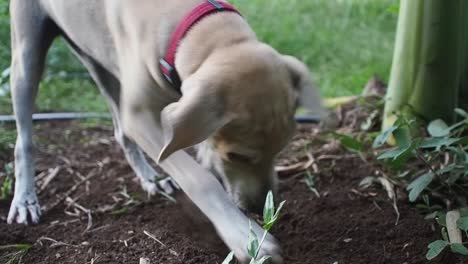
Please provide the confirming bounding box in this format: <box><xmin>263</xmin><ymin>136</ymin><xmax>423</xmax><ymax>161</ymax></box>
<box><xmin>157</xmin><ymin>80</ymin><xmax>231</xmax><ymax>163</ymax></box>
<box><xmin>282</xmin><ymin>55</ymin><xmax>324</xmax><ymax>117</ymax></box>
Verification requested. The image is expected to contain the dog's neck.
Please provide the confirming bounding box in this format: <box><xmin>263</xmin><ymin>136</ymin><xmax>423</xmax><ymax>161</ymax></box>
<box><xmin>174</xmin><ymin>12</ymin><xmax>257</xmax><ymax>88</ymax></box>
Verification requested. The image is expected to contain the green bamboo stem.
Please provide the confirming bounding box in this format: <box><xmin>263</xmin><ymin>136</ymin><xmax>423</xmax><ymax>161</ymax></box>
<box><xmin>382</xmin><ymin>0</ymin><xmax>424</xmax><ymax>130</ymax></box>
<box><xmin>409</xmin><ymin>0</ymin><xmax>462</xmax><ymax>122</ymax></box>
<box><xmin>383</xmin><ymin>0</ymin><xmax>466</xmax><ymax>130</ymax></box>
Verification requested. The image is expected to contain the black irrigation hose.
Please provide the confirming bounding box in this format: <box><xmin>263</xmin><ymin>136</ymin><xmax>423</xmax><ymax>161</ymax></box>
<box><xmin>0</xmin><ymin>112</ymin><xmax>321</xmax><ymax>124</ymax></box>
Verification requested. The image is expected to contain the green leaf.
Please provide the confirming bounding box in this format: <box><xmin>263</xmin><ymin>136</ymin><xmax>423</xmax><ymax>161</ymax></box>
<box><xmin>373</xmin><ymin>125</ymin><xmax>398</xmax><ymax>148</ymax></box>
<box><xmin>393</xmin><ymin>127</ymin><xmax>411</xmax><ymax>147</ymax></box>
<box><xmin>110</xmin><ymin>207</ymin><xmax>129</xmax><ymax>215</ymax></box>
<box><xmin>247</xmin><ymin>222</ymin><xmax>259</xmax><ymax>258</ymax></box>
<box><xmin>436</xmin><ymin>212</ymin><xmax>447</xmax><ymax>227</ymax></box>
<box><xmin>407</xmin><ymin>172</ymin><xmax>434</xmax><ymax>202</ymax></box>
<box><xmin>456</xmin><ymin>217</ymin><xmax>468</xmax><ymax>231</ymax></box>
<box><xmin>273</xmin><ymin>201</ymin><xmax>286</xmax><ymax>220</ymax></box>
<box><xmin>426</xmin><ymin>240</ymin><xmax>449</xmax><ymax>260</ymax></box>
<box><xmin>459</xmin><ymin>208</ymin><xmax>468</xmax><ymax>217</ymax></box>
<box><xmin>428</xmin><ymin>119</ymin><xmax>449</xmax><ymax>137</ymax></box>
<box><xmin>222</xmin><ymin>252</ymin><xmax>235</xmax><ymax>264</ymax></box>
<box><xmin>264</xmin><ymin>200</ymin><xmax>286</xmax><ymax>231</ymax></box>
<box><xmin>420</xmin><ymin>138</ymin><xmax>460</xmax><ymax>149</ymax></box>
<box><xmin>378</xmin><ymin>140</ymin><xmax>418</xmax><ymax>161</ymax></box>
<box><xmin>450</xmin><ymin>243</ymin><xmax>468</xmax><ymax>255</ymax></box>
<box><xmin>455</xmin><ymin>108</ymin><xmax>468</xmax><ymax>119</ymax></box>
<box><xmin>377</xmin><ymin>147</ymin><xmax>406</xmax><ymax>160</ymax></box>
<box><xmin>263</xmin><ymin>191</ymin><xmax>274</xmax><ymax>225</ymax></box>
<box><xmin>333</xmin><ymin>133</ymin><xmax>363</xmax><ymax>152</ymax></box>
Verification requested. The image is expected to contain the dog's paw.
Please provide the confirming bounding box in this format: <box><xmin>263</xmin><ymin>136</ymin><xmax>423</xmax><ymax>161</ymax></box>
<box><xmin>140</xmin><ymin>180</ymin><xmax>159</xmax><ymax>196</ymax></box>
<box><xmin>7</xmin><ymin>192</ymin><xmax>41</xmax><ymax>224</ymax></box>
<box><xmin>140</xmin><ymin>177</ymin><xmax>179</xmax><ymax>196</ymax></box>
<box><xmin>157</xmin><ymin>177</ymin><xmax>179</xmax><ymax>194</ymax></box>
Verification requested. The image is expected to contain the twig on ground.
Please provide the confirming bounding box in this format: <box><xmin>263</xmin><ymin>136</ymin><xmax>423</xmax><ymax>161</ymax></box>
<box><xmin>90</xmin><ymin>253</ymin><xmax>101</xmax><ymax>264</ymax></box>
<box><xmin>143</xmin><ymin>230</ymin><xmax>166</xmax><ymax>247</ymax></box>
<box><xmin>38</xmin><ymin>166</ymin><xmax>61</xmax><ymax>193</ymax></box>
<box><xmin>275</xmin><ymin>153</ymin><xmax>314</xmax><ymax>175</ymax></box>
<box><xmin>45</xmin><ymin>168</ymin><xmax>98</xmax><ymax>212</ymax></box>
<box><xmin>143</xmin><ymin>230</ymin><xmax>180</xmax><ymax>257</ymax></box>
<box><xmin>377</xmin><ymin>177</ymin><xmax>400</xmax><ymax>225</ymax></box>
<box><xmin>64</xmin><ymin>196</ymin><xmax>93</xmax><ymax>231</ymax></box>
<box><xmin>47</xmin><ymin>219</ymin><xmax>81</xmax><ymax>229</ymax></box>
<box><xmin>36</xmin><ymin>237</ymin><xmax>77</xmax><ymax>248</ymax></box>
<box><xmin>84</xmin><ymin>224</ymin><xmax>110</xmax><ymax>234</ymax></box>
<box><xmin>140</xmin><ymin>258</ymin><xmax>151</xmax><ymax>264</ymax></box>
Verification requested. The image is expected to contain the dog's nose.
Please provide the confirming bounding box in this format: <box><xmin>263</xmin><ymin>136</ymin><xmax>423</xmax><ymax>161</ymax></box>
<box><xmin>243</xmin><ymin>188</ymin><xmax>272</xmax><ymax>215</ymax></box>
<box><xmin>245</xmin><ymin>200</ymin><xmax>264</xmax><ymax>215</ymax></box>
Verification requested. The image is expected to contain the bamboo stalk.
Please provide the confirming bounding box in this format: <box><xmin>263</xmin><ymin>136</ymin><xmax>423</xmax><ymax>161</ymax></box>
<box><xmin>409</xmin><ymin>0</ymin><xmax>462</xmax><ymax>122</ymax></box>
<box><xmin>383</xmin><ymin>0</ymin><xmax>465</xmax><ymax>129</ymax></box>
<box><xmin>382</xmin><ymin>0</ymin><xmax>424</xmax><ymax>130</ymax></box>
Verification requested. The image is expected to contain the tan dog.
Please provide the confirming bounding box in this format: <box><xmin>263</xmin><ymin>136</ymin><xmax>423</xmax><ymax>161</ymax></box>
<box><xmin>8</xmin><ymin>0</ymin><xmax>322</xmax><ymax>262</ymax></box>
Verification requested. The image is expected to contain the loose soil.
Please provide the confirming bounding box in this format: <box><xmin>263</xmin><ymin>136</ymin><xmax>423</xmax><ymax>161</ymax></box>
<box><xmin>0</xmin><ymin>120</ymin><xmax>464</xmax><ymax>264</ymax></box>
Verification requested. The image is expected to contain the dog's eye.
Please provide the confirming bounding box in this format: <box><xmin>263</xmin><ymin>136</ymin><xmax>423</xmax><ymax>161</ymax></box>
<box><xmin>226</xmin><ymin>152</ymin><xmax>253</xmax><ymax>163</ymax></box>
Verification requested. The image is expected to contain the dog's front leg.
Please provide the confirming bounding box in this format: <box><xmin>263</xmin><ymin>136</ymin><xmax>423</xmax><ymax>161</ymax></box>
<box><xmin>119</xmin><ymin>71</ymin><xmax>282</xmax><ymax>263</ymax></box>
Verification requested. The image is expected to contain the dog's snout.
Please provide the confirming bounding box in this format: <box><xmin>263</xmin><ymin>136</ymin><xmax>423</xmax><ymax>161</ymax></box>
<box><xmin>241</xmin><ymin>186</ymin><xmax>273</xmax><ymax>215</ymax></box>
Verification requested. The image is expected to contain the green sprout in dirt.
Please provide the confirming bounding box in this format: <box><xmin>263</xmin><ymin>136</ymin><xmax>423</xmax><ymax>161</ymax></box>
<box><xmin>303</xmin><ymin>171</ymin><xmax>320</xmax><ymax>198</ymax></box>
<box><xmin>0</xmin><ymin>162</ymin><xmax>14</xmax><ymax>200</ymax></box>
<box><xmin>0</xmin><ymin>127</ymin><xmax>16</xmax><ymax>152</ymax></box>
<box><xmin>0</xmin><ymin>244</ymin><xmax>32</xmax><ymax>264</ymax></box>
<box><xmin>222</xmin><ymin>191</ymin><xmax>285</xmax><ymax>264</ymax></box>
<box><xmin>426</xmin><ymin>209</ymin><xmax>468</xmax><ymax>260</ymax></box>
<box><xmin>373</xmin><ymin>108</ymin><xmax>468</xmax><ymax>259</ymax></box>
<box><xmin>373</xmin><ymin>109</ymin><xmax>468</xmax><ymax>206</ymax></box>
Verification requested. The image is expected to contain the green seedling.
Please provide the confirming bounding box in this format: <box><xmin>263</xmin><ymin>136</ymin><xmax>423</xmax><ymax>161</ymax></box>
<box><xmin>1</xmin><ymin>162</ymin><xmax>14</xmax><ymax>200</ymax></box>
<box><xmin>426</xmin><ymin>209</ymin><xmax>468</xmax><ymax>260</ymax></box>
<box><xmin>303</xmin><ymin>171</ymin><xmax>320</xmax><ymax>198</ymax></box>
<box><xmin>374</xmin><ymin>110</ymin><xmax>468</xmax><ymax>205</ymax></box>
<box><xmin>110</xmin><ymin>207</ymin><xmax>129</xmax><ymax>216</ymax></box>
<box><xmin>374</xmin><ymin>109</ymin><xmax>468</xmax><ymax>259</ymax></box>
<box><xmin>0</xmin><ymin>128</ymin><xmax>16</xmax><ymax>152</ymax></box>
<box><xmin>0</xmin><ymin>243</ymin><xmax>32</xmax><ymax>264</ymax></box>
<box><xmin>222</xmin><ymin>191</ymin><xmax>286</xmax><ymax>264</ymax></box>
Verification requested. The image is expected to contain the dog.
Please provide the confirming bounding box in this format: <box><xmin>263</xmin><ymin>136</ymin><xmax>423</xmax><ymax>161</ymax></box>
<box><xmin>8</xmin><ymin>0</ymin><xmax>323</xmax><ymax>262</ymax></box>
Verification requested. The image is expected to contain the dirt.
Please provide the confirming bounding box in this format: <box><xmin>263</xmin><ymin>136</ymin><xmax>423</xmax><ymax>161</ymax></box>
<box><xmin>0</xmin><ymin>120</ymin><xmax>465</xmax><ymax>264</ymax></box>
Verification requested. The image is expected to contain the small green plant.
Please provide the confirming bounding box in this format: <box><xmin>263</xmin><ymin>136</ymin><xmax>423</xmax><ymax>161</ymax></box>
<box><xmin>0</xmin><ymin>162</ymin><xmax>13</xmax><ymax>200</ymax></box>
<box><xmin>374</xmin><ymin>109</ymin><xmax>468</xmax><ymax>207</ymax></box>
<box><xmin>0</xmin><ymin>243</ymin><xmax>32</xmax><ymax>264</ymax></box>
<box><xmin>426</xmin><ymin>209</ymin><xmax>468</xmax><ymax>260</ymax></box>
<box><xmin>0</xmin><ymin>127</ymin><xmax>16</xmax><ymax>152</ymax></box>
<box><xmin>303</xmin><ymin>171</ymin><xmax>320</xmax><ymax>198</ymax></box>
<box><xmin>222</xmin><ymin>191</ymin><xmax>285</xmax><ymax>264</ymax></box>
<box><xmin>374</xmin><ymin>109</ymin><xmax>468</xmax><ymax>259</ymax></box>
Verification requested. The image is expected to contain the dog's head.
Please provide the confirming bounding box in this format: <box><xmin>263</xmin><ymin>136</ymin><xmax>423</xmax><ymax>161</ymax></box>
<box><xmin>158</xmin><ymin>42</ymin><xmax>323</xmax><ymax>213</ymax></box>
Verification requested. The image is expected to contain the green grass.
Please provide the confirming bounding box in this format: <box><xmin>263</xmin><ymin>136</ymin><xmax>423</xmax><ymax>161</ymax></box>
<box><xmin>0</xmin><ymin>0</ymin><xmax>398</xmax><ymax>115</ymax></box>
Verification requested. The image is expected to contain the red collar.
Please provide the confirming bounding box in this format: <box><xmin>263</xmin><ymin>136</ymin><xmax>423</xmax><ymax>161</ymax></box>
<box><xmin>159</xmin><ymin>0</ymin><xmax>241</xmax><ymax>92</ymax></box>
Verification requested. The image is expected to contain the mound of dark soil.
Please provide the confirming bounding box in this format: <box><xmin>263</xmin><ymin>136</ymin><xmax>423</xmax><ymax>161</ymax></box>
<box><xmin>0</xmin><ymin>121</ymin><xmax>464</xmax><ymax>264</ymax></box>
